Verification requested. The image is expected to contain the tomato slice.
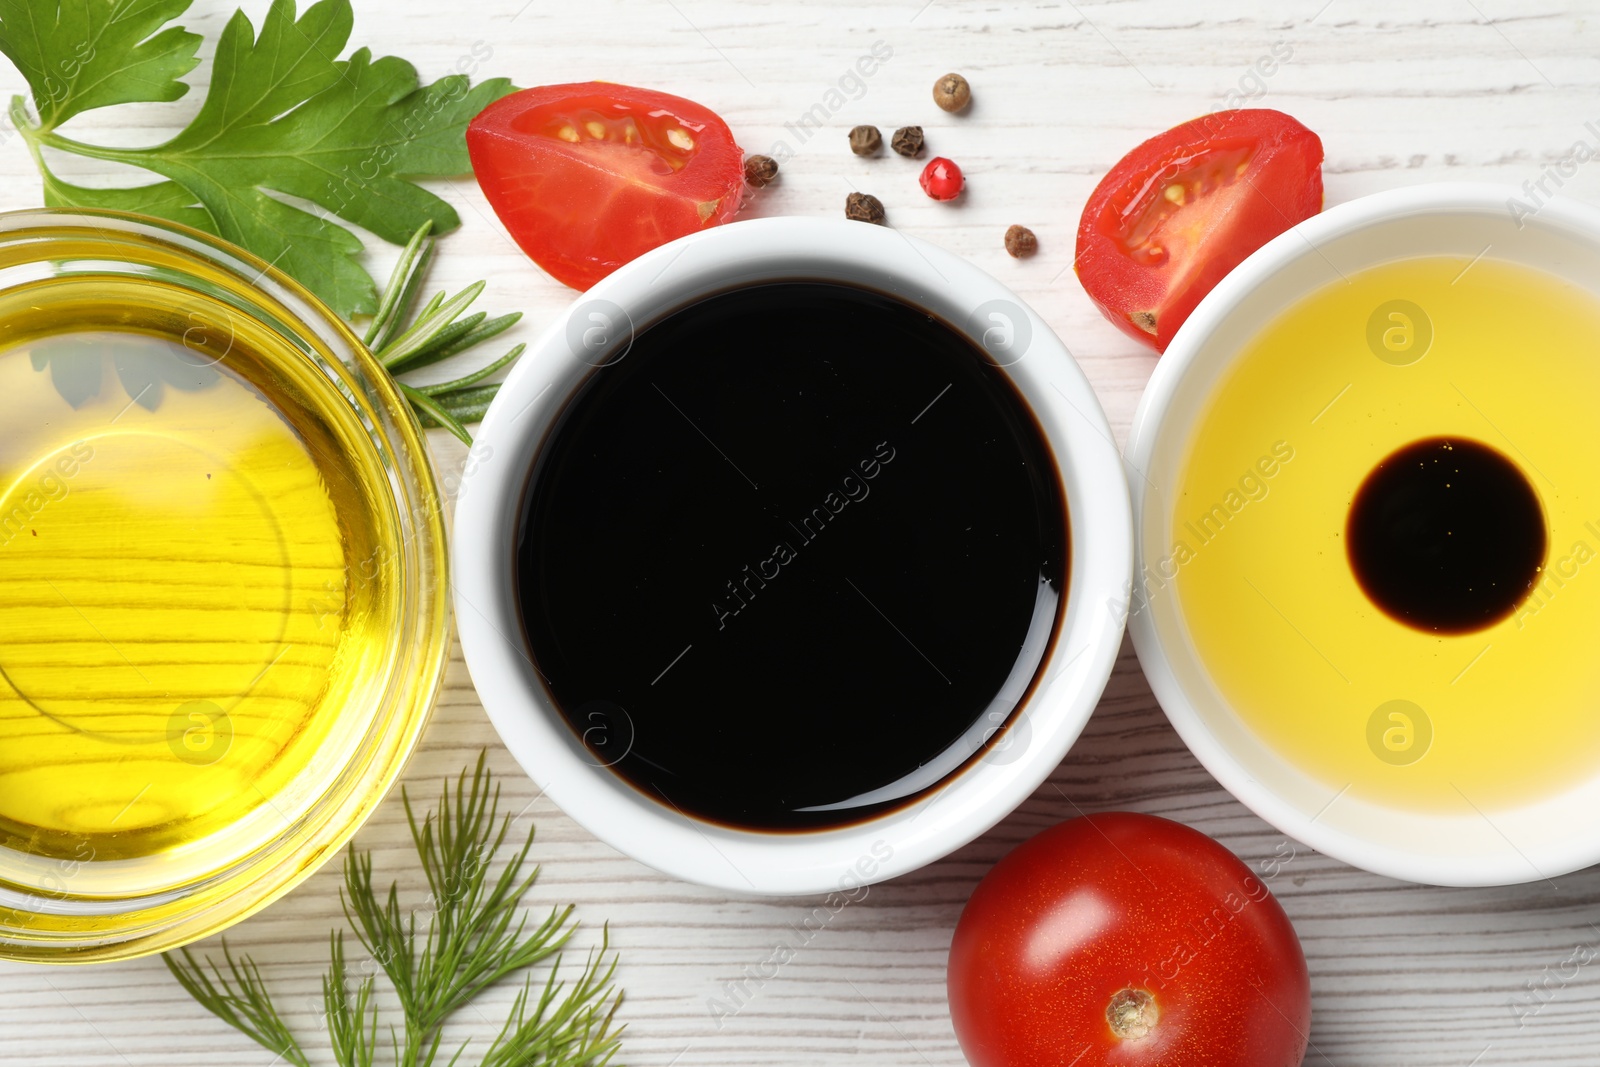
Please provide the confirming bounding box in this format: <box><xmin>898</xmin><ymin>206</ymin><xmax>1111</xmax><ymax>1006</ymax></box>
<box><xmin>1075</xmin><ymin>109</ymin><xmax>1324</xmax><ymax>352</ymax></box>
<box><xmin>467</xmin><ymin>83</ymin><xmax>745</xmax><ymax>290</ymax></box>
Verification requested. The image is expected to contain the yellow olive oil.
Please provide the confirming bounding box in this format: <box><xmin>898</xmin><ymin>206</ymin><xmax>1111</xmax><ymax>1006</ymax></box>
<box><xmin>0</xmin><ymin>277</ymin><xmax>401</xmax><ymax>868</ymax></box>
<box><xmin>1173</xmin><ymin>255</ymin><xmax>1600</xmax><ymax>813</ymax></box>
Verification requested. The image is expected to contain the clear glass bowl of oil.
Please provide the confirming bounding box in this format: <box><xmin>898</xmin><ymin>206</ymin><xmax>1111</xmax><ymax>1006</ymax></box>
<box><xmin>0</xmin><ymin>210</ymin><xmax>449</xmax><ymax>962</ymax></box>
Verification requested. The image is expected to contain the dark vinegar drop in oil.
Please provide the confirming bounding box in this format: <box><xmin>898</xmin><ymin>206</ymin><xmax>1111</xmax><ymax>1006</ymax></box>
<box><xmin>515</xmin><ymin>282</ymin><xmax>1068</xmax><ymax>831</ymax></box>
<box><xmin>1347</xmin><ymin>436</ymin><xmax>1545</xmax><ymax>634</ymax></box>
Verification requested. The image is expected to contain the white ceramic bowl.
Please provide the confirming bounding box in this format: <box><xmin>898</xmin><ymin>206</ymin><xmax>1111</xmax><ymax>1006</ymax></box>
<box><xmin>454</xmin><ymin>217</ymin><xmax>1130</xmax><ymax>895</ymax></box>
<box><xmin>1127</xmin><ymin>182</ymin><xmax>1600</xmax><ymax>887</ymax></box>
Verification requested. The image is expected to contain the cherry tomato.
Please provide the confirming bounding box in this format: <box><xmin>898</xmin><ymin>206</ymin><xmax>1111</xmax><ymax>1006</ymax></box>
<box><xmin>948</xmin><ymin>812</ymin><xmax>1310</xmax><ymax>1067</ymax></box>
<box><xmin>1075</xmin><ymin>109</ymin><xmax>1323</xmax><ymax>352</ymax></box>
<box><xmin>467</xmin><ymin>83</ymin><xmax>745</xmax><ymax>290</ymax></box>
<box><xmin>920</xmin><ymin>157</ymin><xmax>964</xmax><ymax>201</ymax></box>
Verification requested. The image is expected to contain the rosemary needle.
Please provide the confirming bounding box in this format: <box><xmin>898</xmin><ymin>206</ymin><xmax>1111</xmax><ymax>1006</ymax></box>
<box><xmin>368</xmin><ymin>223</ymin><xmax>526</xmax><ymax>445</ymax></box>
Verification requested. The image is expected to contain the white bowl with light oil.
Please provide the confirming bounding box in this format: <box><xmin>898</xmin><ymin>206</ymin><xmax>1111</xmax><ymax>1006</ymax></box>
<box><xmin>1128</xmin><ymin>184</ymin><xmax>1600</xmax><ymax>887</ymax></box>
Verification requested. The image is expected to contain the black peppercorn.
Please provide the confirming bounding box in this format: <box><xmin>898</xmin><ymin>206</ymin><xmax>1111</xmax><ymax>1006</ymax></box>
<box><xmin>845</xmin><ymin>192</ymin><xmax>887</xmax><ymax>225</ymax></box>
<box><xmin>891</xmin><ymin>125</ymin><xmax>924</xmax><ymax>157</ymax></box>
<box><xmin>1004</xmin><ymin>225</ymin><xmax>1038</xmax><ymax>258</ymax></box>
<box><xmin>744</xmin><ymin>154</ymin><xmax>779</xmax><ymax>187</ymax></box>
<box><xmin>933</xmin><ymin>73</ymin><xmax>971</xmax><ymax>113</ymax></box>
<box><xmin>849</xmin><ymin>125</ymin><xmax>882</xmax><ymax>156</ymax></box>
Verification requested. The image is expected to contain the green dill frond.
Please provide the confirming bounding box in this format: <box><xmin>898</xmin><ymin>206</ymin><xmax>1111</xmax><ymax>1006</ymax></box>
<box><xmin>164</xmin><ymin>753</ymin><xmax>625</xmax><ymax>1067</ymax></box>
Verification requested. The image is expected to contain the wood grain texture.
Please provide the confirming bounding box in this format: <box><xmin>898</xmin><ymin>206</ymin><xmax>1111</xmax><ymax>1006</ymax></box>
<box><xmin>6</xmin><ymin>0</ymin><xmax>1600</xmax><ymax>1063</ymax></box>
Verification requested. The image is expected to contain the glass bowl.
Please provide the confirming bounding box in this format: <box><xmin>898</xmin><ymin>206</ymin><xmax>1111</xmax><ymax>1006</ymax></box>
<box><xmin>0</xmin><ymin>209</ymin><xmax>449</xmax><ymax>962</ymax></box>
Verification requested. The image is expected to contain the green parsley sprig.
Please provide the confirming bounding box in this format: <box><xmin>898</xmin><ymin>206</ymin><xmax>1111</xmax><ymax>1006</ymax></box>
<box><xmin>0</xmin><ymin>0</ymin><xmax>526</xmax><ymax>438</ymax></box>
<box><xmin>164</xmin><ymin>755</ymin><xmax>625</xmax><ymax>1067</ymax></box>
<box><xmin>1</xmin><ymin>0</ymin><xmax>513</xmax><ymax>317</ymax></box>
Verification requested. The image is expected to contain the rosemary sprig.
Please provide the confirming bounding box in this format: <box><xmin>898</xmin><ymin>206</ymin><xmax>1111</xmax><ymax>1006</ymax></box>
<box><xmin>164</xmin><ymin>755</ymin><xmax>624</xmax><ymax>1067</ymax></box>
<box><xmin>369</xmin><ymin>221</ymin><xmax>526</xmax><ymax>445</ymax></box>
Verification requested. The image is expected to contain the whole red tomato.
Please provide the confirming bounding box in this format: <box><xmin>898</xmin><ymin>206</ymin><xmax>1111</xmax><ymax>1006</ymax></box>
<box><xmin>948</xmin><ymin>813</ymin><xmax>1309</xmax><ymax>1067</ymax></box>
<box><xmin>468</xmin><ymin>83</ymin><xmax>745</xmax><ymax>290</ymax></box>
<box><xmin>1075</xmin><ymin>109</ymin><xmax>1323</xmax><ymax>352</ymax></box>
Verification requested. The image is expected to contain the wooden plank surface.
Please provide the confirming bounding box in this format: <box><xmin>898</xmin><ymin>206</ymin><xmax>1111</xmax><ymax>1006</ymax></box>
<box><xmin>6</xmin><ymin>0</ymin><xmax>1600</xmax><ymax>1063</ymax></box>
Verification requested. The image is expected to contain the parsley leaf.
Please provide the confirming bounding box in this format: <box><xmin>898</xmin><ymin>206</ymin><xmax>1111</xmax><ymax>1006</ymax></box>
<box><xmin>32</xmin><ymin>165</ymin><xmax>214</xmax><ymax>232</ymax></box>
<box><xmin>4</xmin><ymin>0</ymin><xmax>514</xmax><ymax>316</ymax></box>
<box><xmin>0</xmin><ymin>0</ymin><xmax>202</xmax><ymax>128</ymax></box>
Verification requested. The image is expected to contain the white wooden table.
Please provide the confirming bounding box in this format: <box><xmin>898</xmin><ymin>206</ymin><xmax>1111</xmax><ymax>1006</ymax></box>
<box><xmin>6</xmin><ymin>0</ymin><xmax>1600</xmax><ymax>1063</ymax></box>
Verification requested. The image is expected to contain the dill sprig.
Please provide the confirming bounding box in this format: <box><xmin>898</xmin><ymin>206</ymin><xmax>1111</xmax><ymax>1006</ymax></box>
<box><xmin>163</xmin><ymin>754</ymin><xmax>624</xmax><ymax>1067</ymax></box>
<box><xmin>369</xmin><ymin>221</ymin><xmax>527</xmax><ymax>445</ymax></box>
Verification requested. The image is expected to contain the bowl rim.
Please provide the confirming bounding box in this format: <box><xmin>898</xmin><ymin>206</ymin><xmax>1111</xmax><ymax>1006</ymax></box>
<box><xmin>1125</xmin><ymin>181</ymin><xmax>1600</xmax><ymax>887</ymax></box>
<box><xmin>453</xmin><ymin>215</ymin><xmax>1132</xmax><ymax>896</ymax></box>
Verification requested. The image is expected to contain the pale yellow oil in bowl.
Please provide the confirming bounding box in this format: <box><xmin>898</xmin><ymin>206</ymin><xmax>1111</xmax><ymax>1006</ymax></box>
<box><xmin>0</xmin><ymin>214</ymin><xmax>447</xmax><ymax>964</ymax></box>
<box><xmin>0</xmin><ymin>341</ymin><xmax>398</xmax><ymax>874</ymax></box>
<box><xmin>1174</xmin><ymin>256</ymin><xmax>1600</xmax><ymax>813</ymax></box>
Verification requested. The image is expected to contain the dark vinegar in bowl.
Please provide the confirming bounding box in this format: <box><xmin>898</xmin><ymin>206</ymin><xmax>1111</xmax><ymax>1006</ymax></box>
<box><xmin>516</xmin><ymin>282</ymin><xmax>1067</xmax><ymax>830</ymax></box>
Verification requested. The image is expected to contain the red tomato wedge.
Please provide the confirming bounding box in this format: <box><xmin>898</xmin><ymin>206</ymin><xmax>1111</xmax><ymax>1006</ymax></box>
<box><xmin>1075</xmin><ymin>109</ymin><xmax>1324</xmax><ymax>352</ymax></box>
<box><xmin>467</xmin><ymin>83</ymin><xmax>745</xmax><ymax>290</ymax></box>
